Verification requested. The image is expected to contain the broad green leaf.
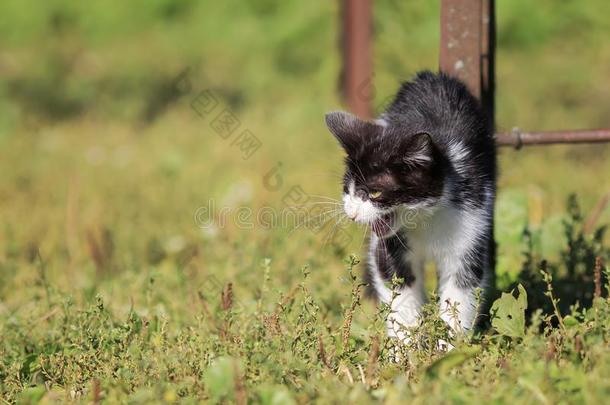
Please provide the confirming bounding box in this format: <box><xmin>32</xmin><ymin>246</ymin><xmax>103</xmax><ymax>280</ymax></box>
<box><xmin>257</xmin><ymin>384</ymin><xmax>296</xmax><ymax>405</ymax></box>
<box><xmin>203</xmin><ymin>356</ymin><xmax>242</xmax><ymax>403</ymax></box>
<box><xmin>16</xmin><ymin>386</ymin><xmax>46</xmax><ymax>404</ymax></box>
<box><xmin>425</xmin><ymin>345</ymin><xmax>481</xmax><ymax>379</ymax></box>
<box><xmin>562</xmin><ymin>315</ymin><xmax>579</xmax><ymax>328</ymax></box>
<box><xmin>490</xmin><ymin>284</ymin><xmax>528</xmax><ymax>338</ymax></box>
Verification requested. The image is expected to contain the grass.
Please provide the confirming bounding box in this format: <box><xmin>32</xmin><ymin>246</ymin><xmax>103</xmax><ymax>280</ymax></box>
<box><xmin>1</xmin><ymin>211</ymin><xmax>609</xmax><ymax>403</ymax></box>
<box><xmin>1</xmin><ymin>1</ymin><xmax>610</xmax><ymax>403</ymax></box>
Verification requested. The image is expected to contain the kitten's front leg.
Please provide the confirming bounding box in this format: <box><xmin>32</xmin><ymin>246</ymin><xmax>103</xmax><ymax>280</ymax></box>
<box><xmin>437</xmin><ymin>254</ymin><xmax>488</xmax><ymax>333</ymax></box>
<box><xmin>386</xmin><ymin>274</ymin><xmax>426</xmax><ymax>342</ymax></box>
<box><xmin>369</xmin><ymin>233</ymin><xmax>426</xmax><ymax>343</ymax></box>
<box><xmin>439</xmin><ymin>280</ymin><xmax>477</xmax><ymax>332</ymax></box>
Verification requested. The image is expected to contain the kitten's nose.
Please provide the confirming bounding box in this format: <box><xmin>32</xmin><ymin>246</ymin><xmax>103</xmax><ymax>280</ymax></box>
<box><xmin>349</xmin><ymin>213</ymin><xmax>357</xmax><ymax>220</ymax></box>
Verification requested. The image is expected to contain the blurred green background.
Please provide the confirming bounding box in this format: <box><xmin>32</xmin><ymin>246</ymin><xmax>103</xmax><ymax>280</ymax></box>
<box><xmin>0</xmin><ymin>0</ymin><xmax>609</xmax><ymax>302</ymax></box>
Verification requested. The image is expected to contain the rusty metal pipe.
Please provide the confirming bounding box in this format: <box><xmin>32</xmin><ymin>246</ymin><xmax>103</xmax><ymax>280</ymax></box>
<box><xmin>496</xmin><ymin>128</ymin><xmax>610</xmax><ymax>148</ymax></box>
<box><xmin>341</xmin><ymin>0</ymin><xmax>373</xmax><ymax>119</ymax></box>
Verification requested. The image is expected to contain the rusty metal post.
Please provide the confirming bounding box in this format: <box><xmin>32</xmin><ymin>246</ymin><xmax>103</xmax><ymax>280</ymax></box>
<box><xmin>439</xmin><ymin>1</ymin><xmax>610</xmax><ymax>147</ymax></box>
<box><xmin>439</xmin><ymin>0</ymin><xmax>497</xmax><ymax>287</ymax></box>
<box><xmin>439</xmin><ymin>0</ymin><xmax>495</xmax><ymax>126</ymax></box>
<box><xmin>341</xmin><ymin>0</ymin><xmax>373</xmax><ymax>119</ymax></box>
<box><xmin>440</xmin><ymin>0</ymin><xmax>483</xmax><ymax>97</ymax></box>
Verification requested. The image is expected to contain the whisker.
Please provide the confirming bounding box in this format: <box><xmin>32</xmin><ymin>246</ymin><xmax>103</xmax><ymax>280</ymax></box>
<box><xmin>321</xmin><ymin>214</ymin><xmax>347</xmax><ymax>252</ymax></box>
<box><xmin>358</xmin><ymin>225</ymin><xmax>369</xmax><ymax>254</ymax></box>
<box><xmin>376</xmin><ymin>230</ymin><xmax>387</xmax><ymax>280</ymax></box>
<box><xmin>288</xmin><ymin>208</ymin><xmax>343</xmax><ymax>235</ymax></box>
<box><xmin>304</xmin><ymin>171</ymin><xmax>345</xmax><ymax>180</ymax></box>
<box><xmin>377</xmin><ymin>216</ymin><xmax>409</xmax><ymax>252</ymax></box>
<box><xmin>303</xmin><ymin>194</ymin><xmax>342</xmax><ymax>202</ymax></box>
<box><xmin>284</xmin><ymin>201</ymin><xmax>342</xmax><ymax>210</ymax></box>
<box><xmin>296</xmin><ymin>208</ymin><xmax>342</xmax><ymax>229</ymax></box>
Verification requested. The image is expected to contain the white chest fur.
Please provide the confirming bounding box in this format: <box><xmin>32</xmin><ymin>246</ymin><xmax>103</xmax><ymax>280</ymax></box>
<box><xmin>404</xmin><ymin>203</ymin><xmax>489</xmax><ymax>267</ymax></box>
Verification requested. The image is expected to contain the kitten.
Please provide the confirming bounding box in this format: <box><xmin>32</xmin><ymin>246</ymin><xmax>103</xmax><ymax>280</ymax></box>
<box><xmin>325</xmin><ymin>71</ymin><xmax>496</xmax><ymax>344</ymax></box>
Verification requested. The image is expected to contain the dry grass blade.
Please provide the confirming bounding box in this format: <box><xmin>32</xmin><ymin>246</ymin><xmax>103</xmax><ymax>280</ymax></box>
<box><xmin>85</xmin><ymin>226</ymin><xmax>114</xmax><ymax>276</ymax></box>
<box><xmin>222</xmin><ymin>283</ymin><xmax>234</xmax><ymax>311</ymax></box>
<box><xmin>365</xmin><ymin>335</ymin><xmax>380</xmax><ymax>387</ymax></box>
<box><xmin>594</xmin><ymin>257</ymin><xmax>603</xmax><ymax>299</ymax></box>
<box><xmin>233</xmin><ymin>360</ymin><xmax>247</xmax><ymax>405</ymax></box>
<box><xmin>583</xmin><ymin>191</ymin><xmax>610</xmax><ymax>234</ymax></box>
<box><xmin>318</xmin><ymin>336</ymin><xmax>333</xmax><ymax>370</ymax></box>
<box><xmin>92</xmin><ymin>379</ymin><xmax>101</xmax><ymax>404</ymax></box>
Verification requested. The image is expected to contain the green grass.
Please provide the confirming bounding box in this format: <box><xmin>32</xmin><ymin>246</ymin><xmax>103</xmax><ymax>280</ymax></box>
<box><xmin>1</xmin><ymin>1</ymin><xmax>610</xmax><ymax>403</ymax></box>
<box><xmin>1</xmin><ymin>216</ymin><xmax>609</xmax><ymax>403</ymax></box>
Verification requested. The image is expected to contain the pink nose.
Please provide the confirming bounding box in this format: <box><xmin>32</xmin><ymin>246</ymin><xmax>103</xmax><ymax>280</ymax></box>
<box><xmin>349</xmin><ymin>213</ymin><xmax>357</xmax><ymax>220</ymax></box>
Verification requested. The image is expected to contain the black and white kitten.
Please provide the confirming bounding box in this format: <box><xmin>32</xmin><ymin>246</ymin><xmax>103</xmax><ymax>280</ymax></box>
<box><xmin>325</xmin><ymin>71</ymin><xmax>496</xmax><ymax>342</ymax></box>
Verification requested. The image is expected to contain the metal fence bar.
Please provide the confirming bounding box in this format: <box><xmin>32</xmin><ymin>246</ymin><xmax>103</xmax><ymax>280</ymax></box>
<box><xmin>337</xmin><ymin>1</ymin><xmax>610</xmax><ymax>148</ymax></box>
<box><xmin>439</xmin><ymin>0</ymin><xmax>485</xmax><ymax>100</ymax></box>
<box><xmin>341</xmin><ymin>0</ymin><xmax>373</xmax><ymax>119</ymax></box>
<box><xmin>440</xmin><ymin>0</ymin><xmax>497</xmax><ymax>275</ymax></box>
<box><xmin>439</xmin><ymin>0</ymin><xmax>610</xmax><ymax>148</ymax></box>
<box><xmin>496</xmin><ymin>129</ymin><xmax>610</xmax><ymax>148</ymax></box>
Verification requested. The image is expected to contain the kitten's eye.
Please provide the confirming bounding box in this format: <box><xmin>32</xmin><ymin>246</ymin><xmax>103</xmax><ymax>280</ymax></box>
<box><xmin>369</xmin><ymin>190</ymin><xmax>382</xmax><ymax>199</ymax></box>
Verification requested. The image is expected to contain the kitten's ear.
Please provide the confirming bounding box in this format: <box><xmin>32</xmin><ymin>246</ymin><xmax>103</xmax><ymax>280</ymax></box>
<box><xmin>401</xmin><ymin>132</ymin><xmax>434</xmax><ymax>166</ymax></box>
<box><xmin>324</xmin><ymin>111</ymin><xmax>371</xmax><ymax>154</ymax></box>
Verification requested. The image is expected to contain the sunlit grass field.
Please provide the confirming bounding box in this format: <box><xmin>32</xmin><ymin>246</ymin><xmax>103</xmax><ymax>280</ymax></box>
<box><xmin>1</xmin><ymin>1</ymin><xmax>609</xmax><ymax>403</ymax></box>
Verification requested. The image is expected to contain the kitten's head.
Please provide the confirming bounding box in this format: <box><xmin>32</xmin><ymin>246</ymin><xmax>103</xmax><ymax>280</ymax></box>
<box><xmin>325</xmin><ymin>111</ymin><xmax>446</xmax><ymax>234</ymax></box>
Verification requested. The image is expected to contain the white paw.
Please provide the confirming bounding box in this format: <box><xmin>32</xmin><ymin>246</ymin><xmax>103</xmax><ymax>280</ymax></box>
<box><xmin>436</xmin><ymin>338</ymin><xmax>454</xmax><ymax>352</ymax></box>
